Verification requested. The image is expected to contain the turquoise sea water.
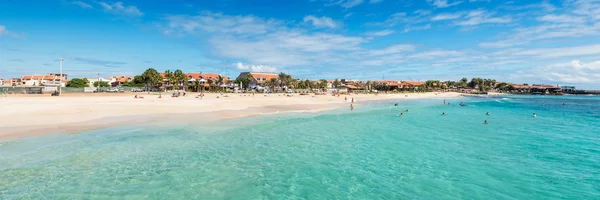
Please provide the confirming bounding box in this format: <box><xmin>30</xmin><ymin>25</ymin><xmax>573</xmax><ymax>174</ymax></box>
<box><xmin>1</xmin><ymin>95</ymin><xmax>599</xmax><ymax>199</ymax></box>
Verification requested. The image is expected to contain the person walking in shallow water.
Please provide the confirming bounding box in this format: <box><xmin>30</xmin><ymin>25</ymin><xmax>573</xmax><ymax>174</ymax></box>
<box><xmin>350</xmin><ymin>104</ymin><xmax>354</xmax><ymax>110</ymax></box>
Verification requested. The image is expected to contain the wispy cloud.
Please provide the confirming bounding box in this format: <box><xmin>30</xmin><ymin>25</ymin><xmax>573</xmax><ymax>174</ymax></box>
<box><xmin>369</xmin><ymin>0</ymin><xmax>383</xmax><ymax>4</ymax></box>
<box><xmin>71</xmin><ymin>1</ymin><xmax>92</xmax><ymax>8</ymax></box>
<box><xmin>303</xmin><ymin>15</ymin><xmax>340</xmax><ymax>28</ymax></box>
<box><xmin>73</xmin><ymin>57</ymin><xmax>127</xmax><ymax>68</ymax></box>
<box><xmin>521</xmin><ymin>60</ymin><xmax>600</xmax><ymax>84</ymax></box>
<box><xmin>7</xmin><ymin>59</ymin><xmax>24</xmax><ymax>62</ymax></box>
<box><xmin>431</xmin><ymin>13</ymin><xmax>463</xmax><ymax>21</ymax></box>
<box><xmin>480</xmin><ymin>0</ymin><xmax>600</xmax><ymax>48</ymax></box>
<box><xmin>427</xmin><ymin>0</ymin><xmax>463</xmax><ymax>8</ymax></box>
<box><xmin>327</xmin><ymin>0</ymin><xmax>364</xmax><ymax>8</ymax></box>
<box><xmin>403</xmin><ymin>24</ymin><xmax>431</xmax><ymax>32</ymax></box>
<box><xmin>98</xmin><ymin>1</ymin><xmax>143</xmax><ymax>16</ymax></box>
<box><xmin>0</xmin><ymin>25</ymin><xmax>23</xmax><ymax>38</ymax></box>
<box><xmin>366</xmin><ymin>29</ymin><xmax>394</xmax><ymax>36</ymax></box>
<box><xmin>455</xmin><ymin>9</ymin><xmax>511</xmax><ymax>26</ymax></box>
<box><xmin>234</xmin><ymin>62</ymin><xmax>277</xmax><ymax>73</ymax></box>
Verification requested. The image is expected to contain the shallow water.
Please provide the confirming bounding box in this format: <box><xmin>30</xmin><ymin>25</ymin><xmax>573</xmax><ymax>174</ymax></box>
<box><xmin>1</xmin><ymin>96</ymin><xmax>599</xmax><ymax>199</ymax></box>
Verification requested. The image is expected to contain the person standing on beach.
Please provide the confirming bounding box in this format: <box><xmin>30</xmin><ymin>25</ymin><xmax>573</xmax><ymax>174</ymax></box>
<box><xmin>351</xmin><ymin>97</ymin><xmax>354</xmax><ymax>103</ymax></box>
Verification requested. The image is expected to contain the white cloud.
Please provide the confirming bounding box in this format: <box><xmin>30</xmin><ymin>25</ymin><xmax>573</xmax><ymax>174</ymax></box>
<box><xmin>329</xmin><ymin>0</ymin><xmax>364</xmax><ymax>8</ymax></box>
<box><xmin>431</xmin><ymin>13</ymin><xmax>463</xmax><ymax>21</ymax></box>
<box><xmin>0</xmin><ymin>25</ymin><xmax>21</xmax><ymax>38</ymax></box>
<box><xmin>98</xmin><ymin>1</ymin><xmax>143</xmax><ymax>16</ymax></box>
<box><xmin>537</xmin><ymin>14</ymin><xmax>586</xmax><ymax>24</ymax></box>
<box><xmin>409</xmin><ymin>50</ymin><xmax>464</xmax><ymax>59</ymax></box>
<box><xmin>0</xmin><ymin>25</ymin><xmax>8</xmax><ymax>36</ymax></box>
<box><xmin>530</xmin><ymin>60</ymin><xmax>600</xmax><ymax>83</ymax></box>
<box><xmin>428</xmin><ymin>0</ymin><xmax>463</xmax><ymax>8</ymax></box>
<box><xmin>344</xmin><ymin>13</ymin><xmax>353</xmax><ymax>19</ymax></box>
<box><xmin>303</xmin><ymin>15</ymin><xmax>339</xmax><ymax>28</ymax></box>
<box><xmin>414</xmin><ymin>10</ymin><xmax>432</xmax><ymax>16</ymax></box>
<box><xmin>456</xmin><ymin>9</ymin><xmax>511</xmax><ymax>26</ymax></box>
<box><xmin>164</xmin><ymin>12</ymin><xmax>281</xmax><ymax>35</ymax></box>
<box><xmin>512</xmin><ymin>44</ymin><xmax>600</xmax><ymax>58</ymax></box>
<box><xmin>72</xmin><ymin>1</ymin><xmax>92</xmax><ymax>8</ymax></box>
<box><xmin>235</xmin><ymin>62</ymin><xmax>277</xmax><ymax>73</ymax></box>
<box><xmin>366</xmin><ymin>29</ymin><xmax>394</xmax><ymax>36</ymax></box>
<box><xmin>403</xmin><ymin>24</ymin><xmax>431</xmax><ymax>32</ymax></box>
<box><xmin>369</xmin><ymin>44</ymin><xmax>415</xmax><ymax>56</ymax></box>
<box><xmin>369</xmin><ymin>0</ymin><xmax>383</xmax><ymax>4</ymax></box>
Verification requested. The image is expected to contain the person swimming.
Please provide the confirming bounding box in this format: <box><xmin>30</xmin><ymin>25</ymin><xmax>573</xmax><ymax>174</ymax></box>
<box><xmin>394</xmin><ymin>103</ymin><xmax>398</xmax><ymax>107</ymax></box>
<box><xmin>486</xmin><ymin>112</ymin><xmax>490</xmax><ymax>115</ymax></box>
<box><xmin>399</xmin><ymin>113</ymin><xmax>403</xmax><ymax>117</ymax></box>
<box><xmin>484</xmin><ymin>120</ymin><xmax>488</xmax><ymax>124</ymax></box>
<box><xmin>442</xmin><ymin>112</ymin><xmax>446</xmax><ymax>116</ymax></box>
<box><xmin>405</xmin><ymin>109</ymin><xmax>409</xmax><ymax>112</ymax></box>
<box><xmin>533</xmin><ymin>113</ymin><xmax>537</xmax><ymax>118</ymax></box>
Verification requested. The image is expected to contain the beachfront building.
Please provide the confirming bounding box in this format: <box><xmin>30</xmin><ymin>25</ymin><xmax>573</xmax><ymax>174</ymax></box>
<box><xmin>87</xmin><ymin>77</ymin><xmax>113</xmax><ymax>87</ymax></box>
<box><xmin>561</xmin><ymin>86</ymin><xmax>577</xmax><ymax>93</ymax></box>
<box><xmin>109</xmin><ymin>76</ymin><xmax>133</xmax><ymax>87</ymax></box>
<box><xmin>0</xmin><ymin>78</ymin><xmax>3</xmax><ymax>86</ymax></box>
<box><xmin>3</xmin><ymin>78</ymin><xmax>21</xmax><ymax>86</ymax></box>
<box><xmin>236</xmin><ymin>72</ymin><xmax>279</xmax><ymax>88</ymax></box>
<box><xmin>21</xmin><ymin>74</ymin><xmax>68</xmax><ymax>87</ymax></box>
<box><xmin>399</xmin><ymin>81</ymin><xmax>425</xmax><ymax>91</ymax></box>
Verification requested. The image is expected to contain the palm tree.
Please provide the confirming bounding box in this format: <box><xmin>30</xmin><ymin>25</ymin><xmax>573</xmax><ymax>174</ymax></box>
<box><xmin>267</xmin><ymin>78</ymin><xmax>277</xmax><ymax>92</ymax></box>
<box><xmin>141</xmin><ymin>68</ymin><xmax>162</xmax><ymax>91</ymax></box>
<box><xmin>216</xmin><ymin>75</ymin><xmax>224</xmax><ymax>92</ymax></box>
<box><xmin>245</xmin><ymin>73</ymin><xmax>254</xmax><ymax>90</ymax></box>
<box><xmin>173</xmin><ymin>69</ymin><xmax>186</xmax><ymax>91</ymax></box>
<box><xmin>333</xmin><ymin>79</ymin><xmax>341</xmax><ymax>89</ymax></box>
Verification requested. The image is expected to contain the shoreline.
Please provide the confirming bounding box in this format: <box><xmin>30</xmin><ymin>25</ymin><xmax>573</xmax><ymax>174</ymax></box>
<box><xmin>0</xmin><ymin>92</ymin><xmax>462</xmax><ymax>141</ymax></box>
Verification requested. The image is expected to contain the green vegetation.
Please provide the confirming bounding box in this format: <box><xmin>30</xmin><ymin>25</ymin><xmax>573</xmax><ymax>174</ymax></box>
<box><xmin>93</xmin><ymin>81</ymin><xmax>110</xmax><ymax>87</ymax></box>
<box><xmin>66</xmin><ymin>78</ymin><xmax>90</xmax><ymax>88</ymax></box>
<box><xmin>141</xmin><ymin>68</ymin><xmax>162</xmax><ymax>90</ymax></box>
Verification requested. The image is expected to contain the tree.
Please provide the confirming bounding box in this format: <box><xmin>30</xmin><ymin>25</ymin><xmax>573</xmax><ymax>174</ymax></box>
<box><xmin>266</xmin><ymin>78</ymin><xmax>278</xmax><ymax>92</ymax></box>
<box><xmin>333</xmin><ymin>79</ymin><xmax>341</xmax><ymax>89</ymax></box>
<box><xmin>317</xmin><ymin>79</ymin><xmax>327</xmax><ymax>89</ymax></box>
<box><xmin>94</xmin><ymin>81</ymin><xmax>110</xmax><ymax>87</ymax></box>
<box><xmin>173</xmin><ymin>69</ymin><xmax>186</xmax><ymax>90</ymax></box>
<box><xmin>459</xmin><ymin>77</ymin><xmax>468</xmax><ymax>88</ymax></box>
<box><xmin>141</xmin><ymin>68</ymin><xmax>162</xmax><ymax>91</ymax></box>
<box><xmin>123</xmin><ymin>75</ymin><xmax>145</xmax><ymax>87</ymax></box>
<box><xmin>66</xmin><ymin>78</ymin><xmax>89</xmax><ymax>88</ymax></box>
<box><xmin>216</xmin><ymin>75</ymin><xmax>224</xmax><ymax>91</ymax></box>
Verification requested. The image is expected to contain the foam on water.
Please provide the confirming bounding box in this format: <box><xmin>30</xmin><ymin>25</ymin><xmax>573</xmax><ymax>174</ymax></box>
<box><xmin>1</xmin><ymin>96</ymin><xmax>599</xmax><ymax>199</ymax></box>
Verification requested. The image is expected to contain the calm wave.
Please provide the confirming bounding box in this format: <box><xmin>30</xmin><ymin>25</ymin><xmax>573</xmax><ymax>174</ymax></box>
<box><xmin>1</xmin><ymin>96</ymin><xmax>599</xmax><ymax>199</ymax></box>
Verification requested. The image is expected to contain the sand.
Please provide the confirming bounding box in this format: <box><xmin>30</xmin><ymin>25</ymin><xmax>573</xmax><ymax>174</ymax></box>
<box><xmin>0</xmin><ymin>92</ymin><xmax>461</xmax><ymax>140</ymax></box>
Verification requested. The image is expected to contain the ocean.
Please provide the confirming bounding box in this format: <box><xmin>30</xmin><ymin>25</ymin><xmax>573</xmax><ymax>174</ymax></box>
<box><xmin>1</xmin><ymin>95</ymin><xmax>599</xmax><ymax>199</ymax></box>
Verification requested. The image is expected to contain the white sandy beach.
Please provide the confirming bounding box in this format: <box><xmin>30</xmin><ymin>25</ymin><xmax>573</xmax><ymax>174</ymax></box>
<box><xmin>0</xmin><ymin>92</ymin><xmax>461</xmax><ymax>140</ymax></box>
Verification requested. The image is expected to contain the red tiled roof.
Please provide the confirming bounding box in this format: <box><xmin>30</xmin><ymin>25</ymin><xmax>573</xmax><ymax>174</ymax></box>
<box><xmin>250</xmin><ymin>73</ymin><xmax>279</xmax><ymax>81</ymax></box>
<box><xmin>186</xmin><ymin>73</ymin><xmax>203</xmax><ymax>80</ymax></box>
<box><xmin>402</xmin><ymin>81</ymin><xmax>425</xmax><ymax>86</ymax></box>
<box><xmin>203</xmin><ymin>73</ymin><xmax>221</xmax><ymax>80</ymax></box>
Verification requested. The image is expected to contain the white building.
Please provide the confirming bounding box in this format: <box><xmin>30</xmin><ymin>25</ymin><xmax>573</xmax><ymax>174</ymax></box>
<box><xmin>87</xmin><ymin>78</ymin><xmax>113</xmax><ymax>87</ymax></box>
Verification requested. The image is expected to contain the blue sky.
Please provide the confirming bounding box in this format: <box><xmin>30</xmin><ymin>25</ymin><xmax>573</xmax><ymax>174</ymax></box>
<box><xmin>1</xmin><ymin>0</ymin><xmax>600</xmax><ymax>88</ymax></box>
